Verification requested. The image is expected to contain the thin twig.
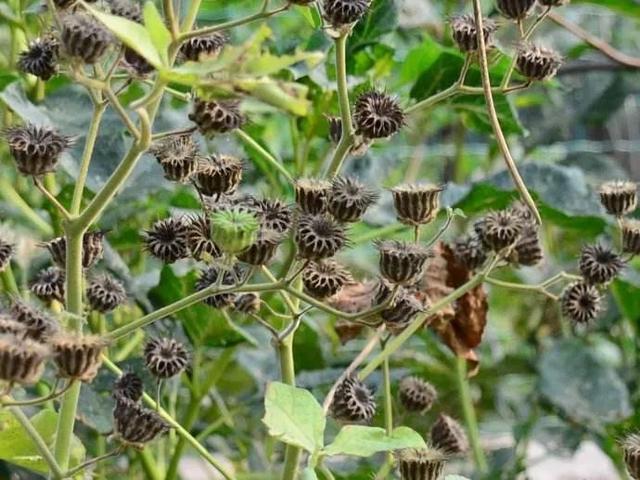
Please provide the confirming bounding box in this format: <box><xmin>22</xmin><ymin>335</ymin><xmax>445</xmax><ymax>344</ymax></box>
<box><xmin>33</xmin><ymin>178</ymin><xmax>71</xmax><ymax>221</ymax></box>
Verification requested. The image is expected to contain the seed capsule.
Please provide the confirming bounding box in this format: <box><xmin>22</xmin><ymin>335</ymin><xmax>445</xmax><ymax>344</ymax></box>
<box><xmin>395</xmin><ymin>448</ymin><xmax>447</xmax><ymax>480</ymax></box>
<box><xmin>210</xmin><ymin>207</ymin><xmax>259</xmax><ymax>255</ymax></box>
<box><xmin>622</xmin><ymin>219</ymin><xmax>640</xmax><ymax>256</ymax></box>
<box><xmin>599</xmin><ymin>180</ymin><xmax>637</xmax><ymax>216</ymax></box>
<box><xmin>253</xmin><ymin>199</ymin><xmax>294</xmax><ymax>234</ymax></box>
<box><xmin>114</xmin><ymin>371</ymin><xmax>144</xmax><ymax>402</ymax></box>
<box><xmin>474</xmin><ymin>210</ymin><xmax>523</xmax><ymax>252</ymax></box>
<box><xmin>87</xmin><ymin>273</ymin><xmax>127</xmax><ymax>313</ymax></box>
<box><xmin>452</xmin><ymin>235</ymin><xmax>487</xmax><ymax>271</ymax></box>
<box><xmin>430</xmin><ymin>413</ymin><xmax>469</xmax><ymax>455</ymax></box>
<box><xmin>0</xmin><ymin>335</ymin><xmax>49</xmax><ymax>385</ymax></box>
<box><xmin>180</xmin><ymin>33</ymin><xmax>228</xmax><ymax>61</ymax></box>
<box><xmin>295</xmin><ymin>178</ymin><xmax>332</xmax><ymax>215</ymax></box>
<box><xmin>391</xmin><ymin>184</ymin><xmax>443</xmax><ymax>226</ymax></box>
<box><xmin>233</xmin><ymin>293</ymin><xmax>261</xmax><ymax>315</ymax></box>
<box><xmin>10</xmin><ymin>299</ymin><xmax>59</xmax><ymax>341</ymax></box>
<box><xmin>509</xmin><ymin>224</ymin><xmax>543</xmax><ymax>266</ymax></box>
<box><xmin>18</xmin><ymin>36</ymin><xmax>59</xmax><ymax>80</ymax></box>
<box><xmin>30</xmin><ymin>266</ymin><xmax>65</xmax><ymax>303</ymax></box>
<box><xmin>51</xmin><ymin>334</ymin><xmax>107</xmax><ymax>382</ymax></box>
<box><xmin>113</xmin><ymin>397</ymin><xmax>170</xmax><ymax>448</ymax></box>
<box><xmin>322</xmin><ymin>0</ymin><xmax>371</xmax><ymax>28</ymax></box>
<box><xmin>0</xmin><ymin>315</ymin><xmax>27</xmax><ymax>337</ymax></box>
<box><xmin>516</xmin><ymin>44</ymin><xmax>562</xmax><ymax>81</ymax></box>
<box><xmin>189</xmin><ymin>98</ymin><xmax>244</xmax><ymax>135</ymax></box>
<box><xmin>144</xmin><ymin>337</ymin><xmax>189</xmax><ymax>379</ymax></box>
<box><xmin>561</xmin><ymin>281</ymin><xmax>601</xmax><ymax>325</ymax></box>
<box><xmin>150</xmin><ymin>134</ymin><xmax>199</xmax><ymax>183</ymax></box>
<box><xmin>302</xmin><ymin>260</ymin><xmax>352</xmax><ymax>299</ymax></box>
<box><xmin>195</xmin><ymin>155</ymin><xmax>243</xmax><ymax>196</ymax></box>
<box><xmin>61</xmin><ymin>13</ymin><xmax>113</xmax><ymax>64</ymax></box>
<box><xmin>326</xmin><ymin>116</ymin><xmax>342</xmax><ymax>143</ymax></box>
<box><xmin>450</xmin><ymin>15</ymin><xmax>497</xmax><ymax>52</ymax></box>
<box><xmin>295</xmin><ymin>214</ymin><xmax>348</xmax><ymax>260</ymax></box>
<box><xmin>623</xmin><ymin>433</ymin><xmax>640</xmax><ymax>480</ymax></box>
<box><xmin>398</xmin><ymin>376</ymin><xmax>437</xmax><ymax>413</ymax></box>
<box><xmin>0</xmin><ymin>239</ymin><xmax>14</xmax><ymax>272</ymax></box>
<box><xmin>579</xmin><ymin>244</ymin><xmax>624</xmax><ymax>284</ymax></box>
<box><xmin>185</xmin><ymin>214</ymin><xmax>221</xmax><ymax>260</ymax></box>
<box><xmin>330</xmin><ymin>375</ymin><xmax>376</xmax><ymax>424</ymax></box>
<box><xmin>496</xmin><ymin>0</ymin><xmax>536</xmax><ymax>19</ymax></box>
<box><xmin>43</xmin><ymin>231</ymin><xmax>105</xmax><ymax>269</ymax></box>
<box><xmin>353</xmin><ymin>90</ymin><xmax>405</xmax><ymax>140</ymax></box>
<box><xmin>195</xmin><ymin>265</ymin><xmax>241</xmax><ymax>308</ymax></box>
<box><xmin>377</xmin><ymin>240</ymin><xmax>432</xmax><ymax>286</ymax></box>
<box><xmin>4</xmin><ymin>123</ymin><xmax>74</xmax><ymax>176</ymax></box>
<box><xmin>109</xmin><ymin>0</ymin><xmax>143</xmax><ymax>22</ymax></box>
<box><xmin>538</xmin><ymin>0</ymin><xmax>570</xmax><ymax>5</ymax></box>
<box><xmin>328</xmin><ymin>176</ymin><xmax>378</xmax><ymax>223</ymax></box>
<box><xmin>380</xmin><ymin>291</ymin><xmax>425</xmax><ymax>335</ymax></box>
<box><xmin>143</xmin><ymin>217</ymin><xmax>190</xmax><ymax>264</ymax></box>
<box><xmin>237</xmin><ymin>229</ymin><xmax>283</xmax><ymax>266</ymax></box>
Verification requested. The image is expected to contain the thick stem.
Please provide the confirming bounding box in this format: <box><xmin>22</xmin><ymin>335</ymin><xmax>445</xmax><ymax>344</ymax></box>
<box><xmin>456</xmin><ymin>357</ymin><xmax>488</xmax><ymax>472</ymax></box>
<box><xmin>1</xmin><ymin>266</ymin><xmax>19</xmax><ymax>296</ymax></box>
<box><xmin>279</xmin><ymin>335</ymin><xmax>302</xmax><ymax>480</ymax></box>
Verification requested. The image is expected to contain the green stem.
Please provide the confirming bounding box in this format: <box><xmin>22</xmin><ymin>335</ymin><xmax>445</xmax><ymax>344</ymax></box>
<box><xmin>0</xmin><ymin>179</ymin><xmax>53</xmax><ymax>236</ymax></box>
<box><xmin>235</xmin><ymin>129</ymin><xmax>294</xmax><ymax>184</ymax></box>
<box><xmin>180</xmin><ymin>0</ymin><xmax>201</xmax><ymax>32</ymax></box>
<box><xmin>455</xmin><ymin>357</ymin><xmax>488</xmax><ymax>473</ymax></box>
<box><xmin>381</xmin><ymin>352</ymin><xmax>394</xmax><ymax>471</ymax></box>
<box><xmin>1</xmin><ymin>266</ymin><xmax>19</xmax><ymax>295</ymax></box>
<box><xmin>138</xmin><ymin>449</ymin><xmax>162</xmax><ymax>480</ymax></box>
<box><xmin>279</xmin><ymin>335</ymin><xmax>302</xmax><ymax>480</ymax></box>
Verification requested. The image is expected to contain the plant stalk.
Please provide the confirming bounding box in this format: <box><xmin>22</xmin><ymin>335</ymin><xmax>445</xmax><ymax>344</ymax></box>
<box><xmin>456</xmin><ymin>357</ymin><xmax>488</xmax><ymax>472</ymax></box>
<box><xmin>279</xmin><ymin>335</ymin><xmax>302</xmax><ymax>480</ymax></box>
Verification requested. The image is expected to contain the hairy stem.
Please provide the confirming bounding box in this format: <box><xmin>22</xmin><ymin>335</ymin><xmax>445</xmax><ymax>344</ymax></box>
<box><xmin>456</xmin><ymin>357</ymin><xmax>488</xmax><ymax>472</ymax></box>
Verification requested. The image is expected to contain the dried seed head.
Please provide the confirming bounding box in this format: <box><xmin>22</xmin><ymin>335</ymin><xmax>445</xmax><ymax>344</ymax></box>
<box><xmin>4</xmin><ymin>123</ymin><xmax>73</xmax><ymax>176</ymax></box>
<box><xmin>0</xmin><ymin>335</ymin><xmax>50</xmax><ymax>385</ymax></box>
<box><xmin>144</xmin><ymin>337</ymin><xmax>189</xmax><ymax>379</ymax></box>
<box><xmin>253</xmin><ymin>199</ymin><xmax>294</xmax><ymax>234</ymax></box>
<box><xmin>109</xmin><ymin>0</ymin><xmax>142</xmax><ymax>22</ymax></box>
<box><xmin>87</xmin><ymin>273</ymin><xmax>127</xmax><ymax>313</ymax></box>
<box><xmin>538</xmin><ymin>0</ymin><xmax>570</xmax><ymax>5</ymax></box>
<box><xmin>322</xmin><ymin>0</ymin><xmax>371</xmax><ymax>28</ymax></box>
<box><xmin>579</xmin><ymin>244</ymin><xmax>624</xmax><ymax>285</ymax></box>
<box><xmin>295</xmin><ymin>214</ymin><xmax>348</xmax><ymax>260</ymax></box>
<box><xmin>10</xmin><ymin>299</ymin><xmax>58</xmax><ymax>341</ymax></box>
<box><xmin>195</xmin><ymin>265</ymin><xmax>241</xmax><ymax>308</ymax></box>
<box><xmin>561</xmin><ymin>281</ymin><xmax>601</xmax><ymax>325</ymax></box>
<box><xmin>150</xmin><ymin>134</ymin><xmax>199</xmax><ymax>182</ymax></box>
<box><xmin>18</xmin><ymin>36</ymin><xmax>59</xmax><ymax>80</ymax></box>
<box><xmin>114</xmin><ymin>371</ymin><xmax>144</xmax><ymax>402</ymax></box>
<box><xmin>474</xmin><ymin>210</ymin><xmax>523</xmax><ymax>251</ymax></box>
<box><xmin>622</xmin><ymin>219</ymin><xmax>640</xmax><ymax>256</ymax></box>
<box><xmin>113</xmin><ymin>397</ymin><xmax>169</xmax><ymax>447</ymax></box>
<box><xmin>122</xmin><ymin>47</ymin><xmax>155</xmax><ymax>76</ymax></box>
<box><xmin>143</xmin><ymin>217</ymin><xmax>190</xmax><ymax>263</ymax></box>
<box><xmin>189</xmin><ymin>98</ymin><xmax>244</xmax><ymax>135</ymax></box>
<box><xmin>430</xmin><ymin>414</ymin><xmax>469</xmax><ymax>455</ymax></box>
<box><xmin>497</xmin><ymin>0</ymin><xmax>536</xmax><ymax>19</ymax></box>
<box><xmin>508</xmin><ymin>224</ymin><xmax>543</xmax><ymax>266</ymax></box>
<box><xmin>0</xmin><ymin>239</ymin><xmax>14</xmax><ymax>272</ymax></box>
<box><xmin>353</xmin><ymin>90</ymin><xmax>405</xmax><ymax>140</ymax></box>
<box><xmin>328</xmin><ymin>176</ymin><xmax>378</xmax><ymax>223</ymax></box>
<box><xmin>30</xmin><ymin>266</ymin><xmax>65</xmax><ymax>303</ymax></box>
<box><xmin>450</xmin><ymin>15</ymin><xmax>497</xmax><ymax>52</ymax></box>
<box><xmin>398</xmin><ymin>376</ymin><xmax>437</xmax><ymax>413</ymax></box>
<box><xmin>210</xmin><ymin>207</ymin><xmax>260</xmax><ymax>255</ymax></box>
<box><xmin>326</xmin><ymin>115</ymin><xmax>342</xmax><ymax>143</ymax></box>
<box><xmin>195</xmin><ymin>154</ymin><xmax>243</xmax><ymax>196</ymax></box>
<box><xmin>599</xmin><ymin>180</ymin><xmax>637</xmax><ymax>216</ymax></box>
<box><xmin>330</xmin><ymin>375</ymin><xmax>376</xmax><ymax>424</ymax></box>
<box><xmin>43</xmin><ymin>230</ymin><xmax>105</xmax><ymax>269</ymax></box>
<box><xmin>233</xmin><ymin>293</ymin><xmax>261</xmax><ymax>315</ymax></box>
<box><xmin>295</xmin><ymin>178</ymin><xmax>332</xmax><ymax>215</ymax></box>
<box><xmin>237</xmin><ymin>228</ymin><xmax>284</xmax><ymax>266</ymax></box>
<box><xmin>180</xmin><ymin>33</ymin><xmax>228</xmax><ymax>61</ymax></box>
<box><xmin>185</xmin><ymin>214</ymin><xmax>220</xmax><ymax>260</ymax></box>
<box><xmin>51</xmin><ymin>334</ymin><xmax>107</xmax><ymax>382</ymax></box>
<box><xmin>391</xmin><ymin>184</ymin><xmax>443</xmax><ymax>226</ymax></box>
<box><xmin>395</xmin><ymin>448</ymin><xmax>447</xmax><ymax>480</ymax></box>
<box><xmin>0</xmin><ymin>315</ymin><xmax>28</xmax><ymax>337</ymax></box>
<box><xmin>452</xmin><ymin>235</ymin><xmax>487</xmax><ymax>271</ymax></box>
<box><xmin>516</xmin><ymin>44</ymin><xmax>562</xmax><ymax>81</ymax></box>
<box><xmin>380</xmin><ymin>290</ymin><xmax>425</xmax><ymax>335</ymax></box>
<box><xmin>623</xmin><ymin>433</ymin><xmax>640</xmax><ymax>480</ymax></box>
<box><xmin>377</xmin><ymin>240</ymin><xmax>432</xmax><ymax>285</ymax></box>
<box><xmin>61</xmin><ymin>13</ymin><xmax>113</xmax><ymax>64</ymax></box>
<box><xmin>302</xmin><ymin>260</ymin><xmax>353</xmax><ymax>299</ymax></box>
<box><xmin>334</xmin><ymin>319</ymin><xmax>365</xmax><ymax>344</ymax></box>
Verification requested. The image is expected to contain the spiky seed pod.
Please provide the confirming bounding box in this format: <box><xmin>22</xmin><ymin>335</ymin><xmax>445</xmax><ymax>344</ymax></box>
<box><xmin>44</xmin><ymin>230</ymin><xmax>105</xmax><ymax>269</ymax></box>
<box><xmin>30</xmin><ymin>267</ymin><xmax>65</xmax><ymax>303</ymax></box>
<box><xmin>113</xmin><ymin>371</ymin><xmax>144</xmax><ymax>402</ymax></box>
<box><xmin>180</xmin><ymin>33</ymin><xmax>227</xmax><ymax>61</ymax></box>
<box><xmin>143</xmin><ymin>337</ymin><xmax>189</xmax><ymax>379</ymax></box>
<box><xmin>398</xmin><ymin>376</ymin><xmax>437</xmax><ymax>413</ymax></box>
<box><xmin>50</xmin><ymin>334</ymin><xmax>106</xmax><ymax>382</ymax></box>
<box><xmin>86</xmin><ymin>274</ymin><xmax>127</xmax><ymax>313</ymax></box>
<box><xmin>377</xmin><ymin>240</ymin><xmax>432</xmax><ymax>286</ymax></box>
<box><xmin>61</xmin><ymin>13</ymin><xmax>112</xmax><ymax>64</ymax></box>
<box><xmin>328</xmin><ymin>176</ymin><xmax>378</xmax><ymax>223</ymax></box>
<box><xmin>0</xmin><ymin>239</ymin><xmax>14</xmax><ymax>272</ymax></box>
<box><xmin>431</xmin><ymin>414</ymin><xmax>469</xmax><ymax>455</ymax></box>
<box><xmin>538</xmin><ymin>0</ymin><xmax>569</xmax><ymax>5</ymax></box>
<box><xmin>322</xmin><ymin>0</ymin><xmax>371</xmax><ymax>28</ymax></box>
<box><xmin>623</xmin><ymin>434</ymin><xmax>640</xmax><ymax>480</ymax></box>
<box><xmin>509</xmin><ymin>225</ymin><xmax>543</xmax><ymax>266</ymax></box>
<box><xmin>579</xmin><ymin>244</ymin><xmax>624</xmax><ymax>284</ymax></box>
<box><xmin>381</xmin><ymin>292</ymin><xmax>425</xmax><ymax>335</ymax></box>
<box><xmin>18</xmin><ymin>36</ymin><xmax>59</xmax><ymax>80</ymax></box>
<box><xmin>210</xmin><ymin>208</ymin><xmax>259</xmax><ymax>255</ymax></box>
<box><xmin>122</xmin><ymin>48</ymin><xmax>154</xmax><ymax>76</ymax></box>
<box><xmin>295</xmin><ymin>214</ymin><xmax>348</xmax><ymax>260</ymax></box>
<box><xmin>450</xmin><ymin>15</ymin><xmax>497</xmax><ymax>52</ymax></box>
<box><xmin>452</xmin><ymin>235</ymin><xmax>487</xmax><ymax>271</ymax></box>
<box><xmin>0</xmin><ymin>315</ymin><xmax>27</xmax><ymax>337</ymax></box>
<box><xmin>113</xmin><ymin>397</ymin><xmax>170</xmax><ymax>447</ymax></box>
<box><xmin>515</xmin><ymin>44</ymin><xmax>562</xmax><ymax>81</ymax></box>
<box><xmin>496</xmin><ymin>0</ymin><xmax>536</xmax><ymax>19</ymax></box>
<box><xmin>143</xmin><ymin>217</ymin><xmax>190</xmax><ymax>263</ymax></box>
<box><xmin>330</xmin><ymin>375</ymin><xmax>376</xmax><ymax>424</ymax></box>
<box><xmin>189</xmin><ymin>98</ymin><xmax>244</xmax><ymax>135</ymax></box>
<box><xmin>295</xmin><ymin>178</ymin><xmax>332</xmax><ymax>215</ymax></box>
<box><xmin>237</xmin><ymin>229</ymin><xmax>283</xmax><ymax>266</ymax></box>
<box><xmin>326</xmin><ymin>116</ymin><xmax>342</xmax><ymax>143</ymax></box>
<box><xmin>10</xmin><ymin>299</ymin><xmax>58</xmax><ymax>341</ymax></box>
<box><xmin>195</xmin><ymin>266</ymin><xmax>240</xmax><ymax>308</ymax></box>
<box><xmin>184</xmin><ymin>214</ymin><xmax>220</xmax><ymax>260</ymax></box>
<box><xmin>195</xmin><ymin>155</ymin><xmax>243</xmax><ymax>196</ymax></box>
<box><xmin>599</xmin><ymin>181</ymin><xmax>637</xmax><ymax>216</ymax></box>
<box><xmin>4</xmin><ymin>123</ymin><xmax>73</xmax><ymax>176</ymax></box>
<box><xmin>109</xmin><ymin>0</ymin><xmax>143</xmax><ymax>22</ymax></box>
<box><xmin>391</xmin><ymin>184</ymin><xmax>443</xmax><ymax>226</ymax></box>
<box><xmin>150</xmin><ymin>134</ymin><xmax>199</xmax><ymax>182</ymax></box>
<box><xmin>233</xmin><ymin>293</ymin><xmax>260</xmax><ymax>315</ymax></box>
<box><xmin>253</xmin><ymin>199</ymin><xmax>294</xmax><ymax>234</ymax></box>
<box><xmin>622</xmin><ymin>219</ymin><xmax>640</xmax><ymax>256</ymax></box>
<box><xmin>302</xmin><ymin>260</ymin><xmax>352</xmax><ymax>299</ymax></box>
<box><xmin>474</xmin><ymin>210</ymin><xmax>523</xmax><ymax>251</ymax></box>
<box><xmin>395</xmin><ymin>448</ymin><xmax>447</xmax><ymax>480</ymax></box>
<box><xmin>561</xmin><ymin>281</ymin><xmax>601</xmax><ymax>325</ymax></box>
<box><xmin>353</xmin><ymin>90</ymin><xmax>405</xmax><ymax>140</ymax></box>
<box><xmin>0</xmin><ymin>335</ymin><xmax>49</xmax><ymax>385</ymax></box>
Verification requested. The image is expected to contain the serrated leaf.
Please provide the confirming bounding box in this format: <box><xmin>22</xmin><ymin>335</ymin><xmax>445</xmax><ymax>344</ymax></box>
<box><xmin>143</xmin><ymin>1</ymin><xmax>171</xmax><ymax>65</ymax></box>
<box><xmin>262</xmin><ymin>382</ymin><xmax>325</xmax><ymax>453</ymax></box>
<box><xmin>322</xmin><ymin>426</ymin><xmax>426</xmax><ymax>457</ymax></box>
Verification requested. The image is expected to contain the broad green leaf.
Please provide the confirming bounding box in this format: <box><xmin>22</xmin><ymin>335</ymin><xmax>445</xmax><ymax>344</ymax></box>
<box><xmin>301</xmin><ymin>467</ymin><xmax>319</xmax><ymax>480</ymax></box>
<box><xmin>262</xmin><ymin>382</ymin><xmax>325</xmax><ymax>453</ymax></box>
<box><xmin>143</xmin><ymin>1</ymin><xmax>171</xmax><ymax>65</ymax></box>
<box><xmin>244</xmin><ymin>50</ymin><xmax>324</xmax><ymax>77</ymax></box>
<box><xmin>85</xmin><ymin>4</ymin><xmax>163</xmax><ymax>68</ymax></box>
<box><xmin>295</xmin><ymin>4</ymin><xmax>322</xmax><ymax>28</ymax></box>
<box><xmin>611</xmin><ymin>279</ymin><xmax>640</xmax><ymax>323</ymax></box>
<box><xmin>234</xmin><ymin>78</ymin><xmax>310</xmax><ymax>116</ymax></box>
<box><xmin>323</xmin><ymin>426</ymin><xmax>426</xmax><ymax>457</ymax></box>
<box><xmin>350</xmin><ymin>0</ymin><xmax>397</xmax><ymax>53</ymax></box>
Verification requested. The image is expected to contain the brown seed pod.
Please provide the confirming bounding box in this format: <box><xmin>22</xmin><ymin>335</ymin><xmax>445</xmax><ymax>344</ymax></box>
<box><xmin>109</xmin><ymin>0</ymin><xmax>143</xmax><ymax>22</ymax></box>
<box><xmin>322</xmin><ymin>0</ymin><xmax>371</xmax><ymax>28</ymax></box>
<box><xmin>561</xmin><ymin>281</ymin><xmax>601</xmax><ymax>325</ymax></box>
<box><xmin>599</xmin><ymin>180</ymin><xmax>637</xmax><ymax>216</ymax></box>
<box><xmin>144</xmin><ymin>337</ymin><xmax>189</xmax><ymax>379</ymax></box>
<box><xmin>474</xmin><ymin>210</ymin><xmax>523</xmax><ymax>252</ymax></box>
<box><xmin>10</xmin><ymin>299</ymin><xmax>59</xmax><ymax>341</ymax></box>
<box><xmin>253</xmin><ymin>199</ymin><xmax>294</xmax><ymax>234</ymax></box>
<box><xmin>353</xmin><ymin>90</ymin><xmax>405</xmax><ymax>140</ymax></box>
<box><xmin>185</xmin><ymin>214</ymin><xmax>221</xmax><ymax>260</ymax></box>
<box><xmin>622</xmin><ymin>219</ymin><xmax>640</xmax><ymax>256</ymax></box>
<box><xmin>391</xmin><ymin>184</ymin><xmax>443</xmax><ymax>226</ymax></box>
<box><xmin>295</xmin><ymin>178</ymin><xmax>332</xmax><ymax>215</ymax></box>
<box><xmin>451</xmin><ymin>235</ymin><xmax>487</xmax><ymax>271</ymax></box>
<box><xmin>377</xmin><ymin>240</ymin><xmax>432</xmax><ymax>286</ymax></box>
<box><xmin>538</xmin><ymin>0</ymin><xmax>570</xmax><ymax>5</ymax></box>
<box><xmin>398</xmin><ymin>376</ymin><xmax>437</xmax><ymax>413</ymax></box>
<box><xmin>149</xmin><ymin>134</ymin><xmax>199</xmax><ymax>182</ymax></box>
<box><xmin>0</xmin><ymin>239</ymin><xmax>14</xmax><ymax>272</ymax></box>
<box><xmin>496</xmin><ymin>0</ymin><xmax>536</xmax><ymax>19</ymax></box>
<box><xmin>516</xmin><ymin>44</ymin><xmax>562</xmax><ymax>81</ymax></box>
<box><xmin>430</xmin><ymin>413</ymin><xmax>469</xmax><ymax>455</ymax></box>
<box><xmin>18</xmin><ymin>36</ymin><xmax>59</xmax><ymax>80</ymax></box>
<box><xmin>180</xmin><ymin>33</ymin><xmax>228</xmax><ymax>61</ymax></box>
<box><xmin>330</xmin><ymin>375</ymin><xmax>376</xmax><ymax>424</ymax></box>
<box><xmin>395</xmin><ymin>448</ymin><xmax>447</xmax><ymax>480</ymax></box>
<box><xmin>143</xmin><ymin>217</ymin><xmax>190</xmax><ymax>264</ymax></box>
<box><xmin>328</xmin><ymin>176</ymin><xmax>378</xmax><ymax>223</ymax></box>
<box><xmin>30</xmin><ymin>266</ymin><xmax>65</xmax><ymax>303</ymax></box>
<box><xmin>508</xmin><ymin>224</ymin><xmax>543</xmax><ymax>266</ymax></box>
<box><xmin>450</xmin><ymin>15</ymin><xmax>497</xmax><ymax>52</ymax></box>
<box><xmin>302</xmin><ymin>260</ymin><xmax>352</xmax><ymax>299</ymax></box>
<box><xmin>4</xmin><ymin>123</ymin><xmax>74</xmax><ymax>176</ymax></box>
<box><xmin>122</xmin><ymin>48</ymin><xmax>155</xmax><ymax>76</ymax></box>
<box><xmin>61</xmin><ymin>13</ymin><xmax>113</xmax><ymax>64</ymax></box>
<box><xmin>326</xmin><ymin>115</ymin><xmax>342</xmax><ymax>143</ymax></box>
<box><xmin>195</xmin><ymin>155</ymin><xmax>243</xmax><ymax>197</ymax></box>
<box><xmin>113</xmin><ymin>371</ymin><xmax>144</xmax><ymax>402</ymax></box>
<box><xmin>0</xmin><ymin>335</ymin><xmax>50</xmax><ymax>385</ymax></box>
<box><xmin>295</xmin><ymin>214</ymin><xmax>348</xmax><ymax>260</ymax></box>
<box><xmin>237</xmin><ymin>229</ymin><xmax>283</xmax><ymax>266</ymax></box>
<box><xmin>380</xmin><ymin>291</ymin><xmax>425</xmax><ymax>335</ymax></box>
<box><xmin>195</xmin><ymin>265</ymin><xmax>240</xmax><ymax>308</ymax></box>
<box><xmin>0</xmin><ymin>315</ymin><xmax>28</xmax><ymax>337</ymax></box>
<box><xmin>579</xmin><ymin>244</ymin><xmax>624</xmax><ymax>284</ymax></box>
<box><xmin>113</xmin><ymin>397</ymin><xmax>170</xmax><ymax>448</ymax></box>
<box><xmin>189</xmin><ymin>98</ymin><xmax>244</xmax><ymax>135</ymax></box>
<box><xmin>50</xmin><ymin>334</ymin><xmax>107</xmax><ymax>382</ymax></box>
<box><xmin>43</xmin><ymin>230</ymin><xmax>105</xmax><ymax>269</ymax></box>
<box><xmin>86</xmin><ymin>273</ymin><xmax>127</xmax><ymax>313</ymax></box>
<box><xmin>623</xmin><ymin>433</ymin><xmax>640</xmax><ymax>480</ymax></box>
<box><xmin>233</xmin><ymin>293</ymin><xmax>261</xmax><ymax>315</ymax></box>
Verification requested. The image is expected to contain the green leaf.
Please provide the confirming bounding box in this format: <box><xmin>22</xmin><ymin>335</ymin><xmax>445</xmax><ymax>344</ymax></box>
<box><xmin>234</xmin><ymin>78</ymin><xmax>310</xmax><ymax>116</ymax></box>
<box><xmin>294</xmin><ymin>4</ymin><xmax>322</xmax><ymax>29</ymax></box>
<box><xmin>301</xmin><ymin>467</ymin><xmax>319</xmax><ymax>480</ymax></box>
<box><xmin>322</xmin><ymin>426</ymin><xmax>426</xmax><ymax>457</ymax></box>
<box><xmin>85</xmin><ymin>4</ymin><xmax>163</xmax><ymax>68</ymax></box>
<box><xmin>350</xmin><ymin>0</ymin><xmax>397</xmax><ymax>53</ymax></box>
<box><xmin>611</xmin><ymin>279</ymin><xmax>640</xmax><ymax>321</ymax></box>
<box><xmin>262</xmin><ymin>382</ymin><xmax>325</xmax><ymax>453</ymax></box>
<box><xmin>143</xmin><ymin>1</ymin><xmax>171</xmax><ymax>65</ymax></box>
<box><xmin>574</xmin><ymin>0</ymin><xmax>640</xmax><ymax>18</ymax></box>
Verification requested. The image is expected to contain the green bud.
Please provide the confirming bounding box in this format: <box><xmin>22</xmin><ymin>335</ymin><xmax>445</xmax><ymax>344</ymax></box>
<box><xmin>210</xmin><ymin>207</ymin><xmax>259</xmax><ymax>255</ymax></box>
